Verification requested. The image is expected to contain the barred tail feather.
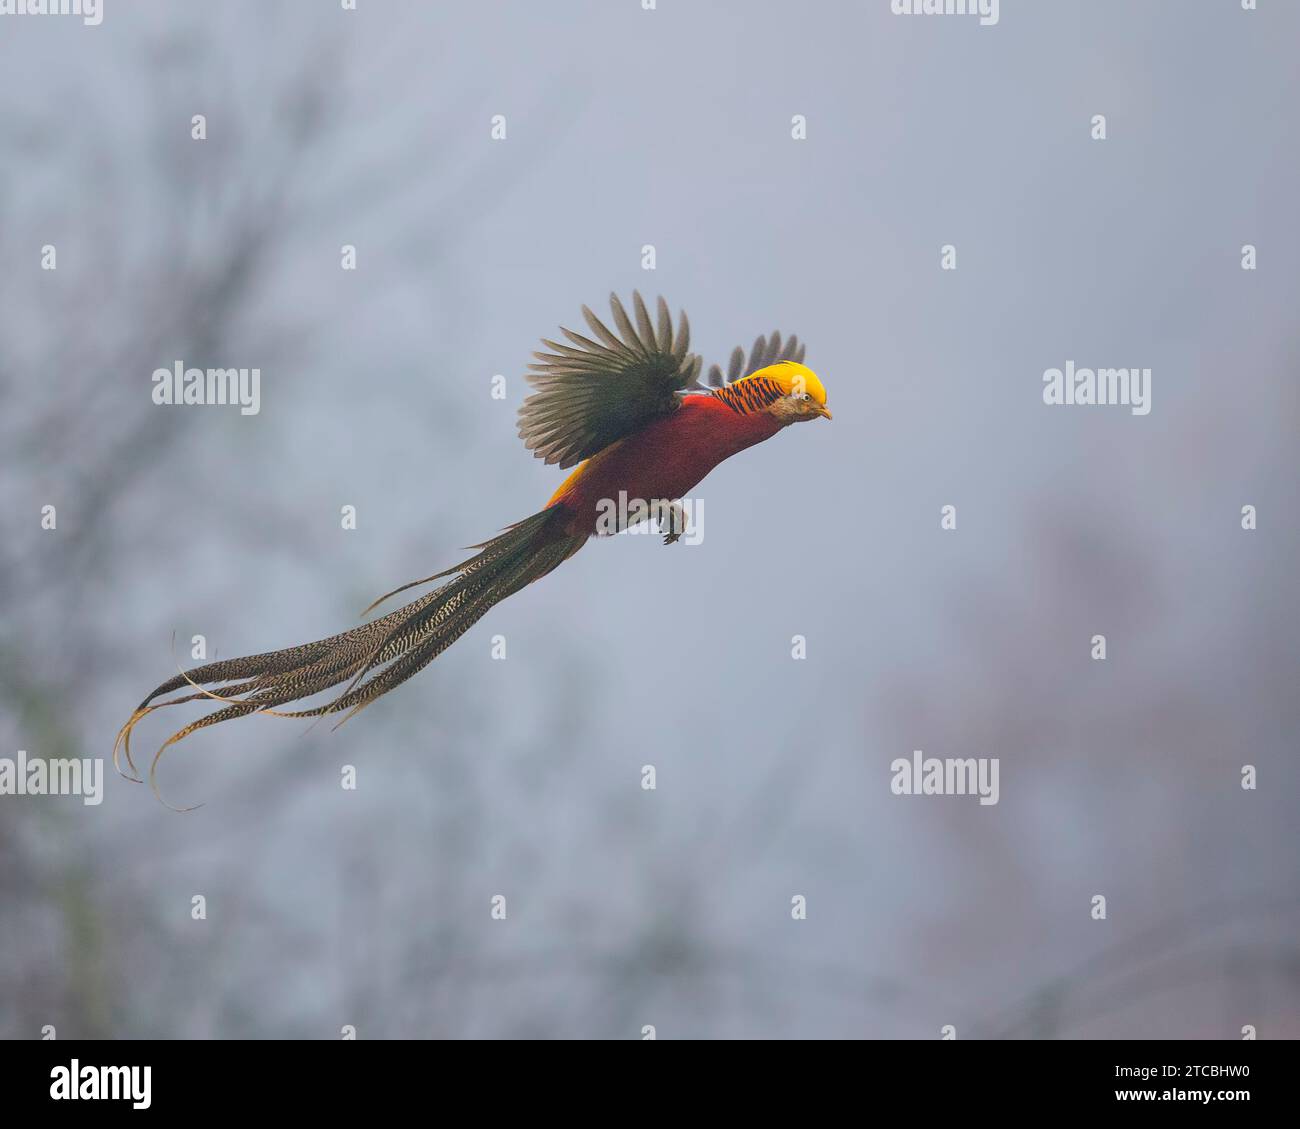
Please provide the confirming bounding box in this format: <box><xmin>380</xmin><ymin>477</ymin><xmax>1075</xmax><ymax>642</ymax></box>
<box><xmin>116</xmin><ymin>506</ymin><xmax>584</xmax><ymax>806</ymax></box>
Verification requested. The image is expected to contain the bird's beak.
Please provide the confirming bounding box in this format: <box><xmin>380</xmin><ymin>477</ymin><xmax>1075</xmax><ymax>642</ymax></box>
<box><xmin>816</xmin><ymin>404</ymin><xmax>833</xmax><ymax>420</ymax></box>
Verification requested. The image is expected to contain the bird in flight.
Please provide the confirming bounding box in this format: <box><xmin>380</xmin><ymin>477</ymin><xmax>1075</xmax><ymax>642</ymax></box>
<box><xmin>116</xmin><ymin>292</ymin><xmax>831</xmax><ymax>800</ymax></box>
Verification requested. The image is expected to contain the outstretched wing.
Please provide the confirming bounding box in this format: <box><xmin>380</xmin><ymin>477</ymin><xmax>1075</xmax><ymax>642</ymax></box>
<box><xmin>697</xmin><ymin>330</ymin><xmax>808</xmax><ymax>389</ymax></box>
<box><xmin>518</xmin><ymin>291</ymin><xmax>702</xmax><ymax>469</ymax></box>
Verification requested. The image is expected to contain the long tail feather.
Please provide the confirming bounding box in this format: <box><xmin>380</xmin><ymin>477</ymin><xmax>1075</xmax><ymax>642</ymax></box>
<box><xmin>118</xmin><ymin>506</ymin><xmax>584</xmax><ymax>803</ymax></box>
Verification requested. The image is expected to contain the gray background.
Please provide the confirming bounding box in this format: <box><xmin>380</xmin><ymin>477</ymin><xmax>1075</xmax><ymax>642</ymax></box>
<box><xmin>1</xmin><ymin>0</ymin><xmax>1296</xmax><ymax>1038</ymax></box>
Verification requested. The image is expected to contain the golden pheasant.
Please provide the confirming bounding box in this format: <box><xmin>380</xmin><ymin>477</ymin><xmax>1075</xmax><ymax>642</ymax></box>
<box><xmin>117</xmin><ymin>292</ymin><xmax>830</xmax><ymax>799</ymax></box>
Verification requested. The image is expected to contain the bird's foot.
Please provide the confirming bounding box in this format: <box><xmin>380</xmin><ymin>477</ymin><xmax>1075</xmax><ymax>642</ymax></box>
<box><xmin>659</xmin><ymin>500</ymin><xmax>687</xmax><ymax>545</ymax></box>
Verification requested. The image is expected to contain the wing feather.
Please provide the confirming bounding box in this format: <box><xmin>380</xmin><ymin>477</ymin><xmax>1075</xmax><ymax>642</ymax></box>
<box><xmin>655</xmin><ymin>295</ymin><xmax>673</xmax><ymax>353</ymax></box>
<box><xmin>701</xmin><ymin>329</ymin><xmax>810</xmax><ymax>389</ymax></box>
<box><xmin>518</xmin><ymin>291</ymin><xmax>701</xmax><ymax>468</ymax></box>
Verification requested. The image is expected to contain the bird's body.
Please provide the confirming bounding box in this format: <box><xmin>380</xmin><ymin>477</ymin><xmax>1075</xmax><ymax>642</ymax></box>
<box><xmin>546</xmin><ymin>394</ymin><xmax>781</xmax><ymax>535</ymax></box>
<box><xmin>117</xmin><ymin>292</ymin><xmax>830</xmax><ymax>803</ymax></box>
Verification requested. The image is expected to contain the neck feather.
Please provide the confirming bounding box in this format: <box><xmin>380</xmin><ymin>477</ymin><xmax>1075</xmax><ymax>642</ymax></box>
<box><xmin>711</xmin><ymin>376</ymin><xmax>785</xmax><ymax>415</ymax></box>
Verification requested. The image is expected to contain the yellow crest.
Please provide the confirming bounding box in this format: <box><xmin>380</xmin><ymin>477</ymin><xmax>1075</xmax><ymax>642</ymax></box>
<box><xmin>744</xmin><ymin>361</ymin><xmax>827</xmax><ymax>406</ymax></box>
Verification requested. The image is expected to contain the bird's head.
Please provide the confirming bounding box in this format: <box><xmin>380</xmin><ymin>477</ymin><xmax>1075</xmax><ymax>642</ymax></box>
<box><xmin>756</xmin><ymin>361</ymin><xmax>832</xmax><ymax>425</ymax></box>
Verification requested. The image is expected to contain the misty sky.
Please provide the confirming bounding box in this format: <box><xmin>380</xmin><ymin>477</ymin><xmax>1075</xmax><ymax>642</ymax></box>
<box><xmin>1</xmin><ymin>0</ymin><xmax>1297</xmax><ymax>1038</ymax></box>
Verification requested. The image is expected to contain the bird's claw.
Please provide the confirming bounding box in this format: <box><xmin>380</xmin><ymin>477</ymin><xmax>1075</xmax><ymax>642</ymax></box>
<box><xmin>659</xmin><ymin>500</ymin><xmax>687</xmax><ymax>545</ymax></box>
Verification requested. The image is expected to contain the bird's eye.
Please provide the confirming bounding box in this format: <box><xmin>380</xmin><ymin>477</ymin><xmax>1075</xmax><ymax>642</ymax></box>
<box><xmin>796</xmin><ymin>391</ymin><xmax>809</xmax><ymax>401</ymax></box>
